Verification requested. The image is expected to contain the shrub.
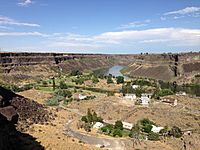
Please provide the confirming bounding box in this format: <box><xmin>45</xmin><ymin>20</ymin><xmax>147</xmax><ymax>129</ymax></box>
<box><xmin>92</xmin><ymin>76</ymin><xmax>99</xmax><ymax>83</ymax></box>
<box><xmin>107</xmin><ymin>76</ymin><xmax>113</xmax><ymax>84</ymax></box>
<box><xmin>54</xmin><ymin>89</ymin><xmax>72</xmax><ymax>98</ymax></box>
<box><xmin>129</xmin><ymin>124</ymin><xmax>140</xmax><ymax>138</ymax></box>
<box><xmin>83</xmin><ymin>123</ymin><xmax>91</xmax><ymax>132</ymax></box>
<box><xmin>70</xmin><ymin>70</ymin><xmax>82</xmax><ymax>76</ymax></box>
<box><xmin>46</xmin><ymin>95</ymin><xmax>64</xmax><ymax>106</ymax></box>
<box><xmin>81</xmin><ymin>116</ymin><xmax>88</xmax><ymax>123</ymax></box>
<box><xmin>113</xmin><ymin>129</ymin><xmax>123</xmax><ymax>137</ymax></box>
<box><xmin>116</xmin><ymin>76</ymin><xmax>124</xmax><ymax>84</ymax></box>
<box><xmin>168</xmin><ymin>126</ymin><xmax>183</xmax><ymax>138</ymax></box>
<box><xmin>101</xmin><ymin>124</ymin><xmax>113</xmax><ymax>134</ymax></box>
<box><xmin>148</xmin><ymin>132</ymin><xmax>160</xmax><ymax>141</ymax></box>
<box><xmin>157</xmin><ymin>89</ymin><xmax>174</xmax><ymax>97</ymax></box>
<box><xmin>59</xmin><ymin>81</ymin><xmax>68</xmax><ymax>89</ymax></box>
<box><xmin>42</xmin><ymin>80</ymin><xmax>48</xmax><ymax>87</ymax></box>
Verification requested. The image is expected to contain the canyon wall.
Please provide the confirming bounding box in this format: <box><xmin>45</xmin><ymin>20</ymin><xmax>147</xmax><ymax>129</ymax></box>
<box><xmin>0</xmin><ymin>52</ymin><xmax>199</xmax><ymax>83</ymax></box>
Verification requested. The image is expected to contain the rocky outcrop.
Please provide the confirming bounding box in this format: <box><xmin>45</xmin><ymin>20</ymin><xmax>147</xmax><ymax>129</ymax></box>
<box><xmin>0</xmin><ymin>52</ymin><xmax>199</xmax><ymax>83</ymax></box>
<box><xmin>0</xmin><ymin>86</ymin><xmax>45</xmax><ymax>150</ymax></box>
<box><xmin>0</xmin><ymin>86</ymin><xmax>52</xmax><ymax>131</ymax></box>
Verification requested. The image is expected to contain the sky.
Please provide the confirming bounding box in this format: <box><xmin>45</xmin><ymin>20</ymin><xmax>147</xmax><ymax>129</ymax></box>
<box><xmin>0</xmin><ymin>0</ymin><xmax>200</xmax><ymax>54</ymax></box>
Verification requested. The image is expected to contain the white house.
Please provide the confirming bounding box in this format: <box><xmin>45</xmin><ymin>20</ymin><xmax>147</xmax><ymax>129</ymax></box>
<box><xmin>93</xmin><ymin>122</ymin><xmax>104</xmax><ymax>129</ymax></box>
<box><xmin>176</xmin><ymin>91</ymin><xmax>186</xmax><ymax>96</ymax></box>
<box><xmin>124</xmin><ymin>94</ymin><xmax>136</xmax><ymax>100</ymax></box>
<box><xmin>151</xmin><ymin>125</ymin><xmax>164</xmax><ymax>133</ymax></box>
<box><xmin>141</xmin><ymin>93</ymin><xmax>153</xmax><ymax>98</ymax></box>
<box><xmin>132</xmin><ymin>85</ymin><xmax>140</xmax><ymax>89</ymax></box>
<box><xmin>122</xmin><ymin>122</ymin><xmax>133</xmax><ymax>130</ymax></box>
<box><xmin>78</xmin><ymin>94</ymin><xmax>87</xmax><ymax>100</ymax></box>
<box><xmin>140</xmin><ymin>94</ymin><xmax>150</xmax><ymax>105</ymax></box>
<box><xmin>161</xmin><ymin>97</ymin><xmax>177</xmax><ymax>106</ymax></box>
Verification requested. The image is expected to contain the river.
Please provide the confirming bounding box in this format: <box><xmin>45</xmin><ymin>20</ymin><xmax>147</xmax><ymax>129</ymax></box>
<box><xmin>94</xmin><ymin>65</ymin><xmax>129</xmax><ymax>79</ymax></box>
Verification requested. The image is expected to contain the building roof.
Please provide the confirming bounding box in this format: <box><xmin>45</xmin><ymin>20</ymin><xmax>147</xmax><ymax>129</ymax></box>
<box><xmin>151</xmin><ymin>125</ymin><xmax>164</xmax><ymax>133</ymax></box>
<box><xmin>161</xmin><ymin>97</ymin><xmax>176</xmax><ymax>103</ymax></box>
<box><xmin>93</xmin><ymin>122</ymin><xmax>104</xmax><ymax>129</ymax></box>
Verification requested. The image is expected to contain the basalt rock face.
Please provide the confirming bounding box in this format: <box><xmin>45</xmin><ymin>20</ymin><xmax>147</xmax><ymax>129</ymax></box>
<box><xmin>0</xmin><ymin>52</ymin><xmax>199</xmax><ymax>83</ymax></box>
<box><xmin>0</xmin><ymin>86</ymin><xmax>52</xmax><ymax>131</ymax></box>
<box><xmin>0</xmin><ymin>52</ymin><xmax>111</xmax><ymax>72</ymax></box>
<box><xmin>0</xmin><ymin>53</ymin><xmax>113</xmax><ymax>83</ymax></box>
<box><xmin>121</xmin><ymin>52</ymin><xmax>200</xmax><ymax>82</ymax></box>
<box><xmin>0</xmin><ymin>86</ymin><xmax>45</xmax><ymax>150</ymax></box>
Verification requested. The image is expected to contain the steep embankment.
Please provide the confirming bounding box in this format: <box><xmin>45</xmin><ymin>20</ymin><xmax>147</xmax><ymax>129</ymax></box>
<box><xmin>0</xmin><ymin>52</ymin><xmax>200</xmax><ymax>83</ymax></box>
<box><xmin>58</xmin><ymin>58</ymin><xmax>114</xmax><ymax>73</ymax></box>
<box><xmin>122</xmin><ymin>63</ymin><xmax>174</xmax><ymax>81</ymax></box>
<box><xmin>121</xmin><ymin>52</ymin><xmax>200</xmax><ymax>82</ymax></box>
<box><xmin>0</xmin><ymin>53</ymin><xmax>114</xmax><ymax>83</ymax></box>
<box><xmin>0</xmin><ymin>86</ymin><xmax>52</xmax><ymax>150</ymax></box>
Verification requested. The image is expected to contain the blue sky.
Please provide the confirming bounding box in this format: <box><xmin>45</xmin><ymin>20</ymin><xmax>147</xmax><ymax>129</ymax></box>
<box><xmin>0</xmin><ymin>0</ymin><xmax>200</xmax><ymax>54</ymax></box>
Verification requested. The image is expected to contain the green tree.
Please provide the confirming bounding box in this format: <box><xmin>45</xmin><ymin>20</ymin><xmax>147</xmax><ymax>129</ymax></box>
<box><xmin>116</xmin><ymin>76</ymin><xmax>124</xmax><ymax>84</ymax></box>
<box><xmin>107</xmin><ymin>76</ymin><xmax>113</xmax><ymax>84</ymax></box>
<box><xmin>87</xmin><ymin>109</ymin><xmax>93</xmax><ymax>123</ymax></box>
<box><xmin>81</xmin><ymin>116</ymin><xmax>88</xmax><ymax>123</ymax></box>
<box><xmin>140</xmin><ymin>118</ymin><xmax>155</xmax><ymax>133</ymax></box>
<box><xmin>52</xmin><ymin>77</ymin><xmax>55</xmax><ymax>91</ymax></box>
<box><xmin>59</xmin><ymin>81</ymin><xmax>68</xmax><ymax>89</ymax></box>
<box><xmin>114</xmin><ymin>120</ymin><xmax>123</xmax><ymax>130</ymax></box>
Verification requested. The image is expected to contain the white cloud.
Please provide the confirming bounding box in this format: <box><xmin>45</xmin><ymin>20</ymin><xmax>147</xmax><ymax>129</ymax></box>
<box><xmin>164</xmin><ymin>6</ymin><xmax>200</xmax><ymax>16</ymax></box>
<box><xmin>0</xmin><ymin>31</ymin><xmax>47</xmax><ymax>37</ymax></box>
<box><xmin>94</xmin><ymin>28</ymin><xmax>200</xmax><ymax>46</ymax></box>
<box><xmin>44</xmin><ymin>28</ymin><xmax>200</xmax><ymax>50</ymax></box>
<box><xmin>18</xmin><ymin>0</ymin><xmax>34</xmax><ymax>7</ymax></box>
<box><xmin>0</xmin><ymin>16</ymin><xmax>40</xmax><ymax>27</ymax></box>
<box><xmin>117</xmin><ymin>20</ymin><xmax>151</xmax><ymax>29</ymax></box>
<box><xmin>0</xmin><ymin>26</ymin><xmax>12</xmax><ymax>30</ymax></box>
<box><xmin>1</xmin><ymin>28</ymin><xmax>200</xmax><ymax>51</ymax></box>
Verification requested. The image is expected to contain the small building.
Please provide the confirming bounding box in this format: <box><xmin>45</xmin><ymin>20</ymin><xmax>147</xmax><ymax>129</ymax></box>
<box><xmin>140</xmin><ymin>94</ymin><xmax>151</xmax><ymax>105</ymax></box>
<box><xmin>122</xmin><ymin>122</ymin><xmax>133</xmax><ymax>130</ymax></box>
<box><xmin>132</xmin><ymin>85</ymin><xmax>140</xmax><ymax>89</ymax></box>
<box><xmin>161</xmin><ymin>97</ymin><xmax>177</xmax><ymax>106</ymax></box>
<box><xmin>151</xmin><ymin>125</ymin><xmax>164</xmax><ymax>133</ymax></box>
<box><xmin>176</xmin><ymin>91</ymin><xmax>186</xmax><ymax>96</ymax></box>
<box><xmin>141</xmin><ymin>93</ymin><xmax>153</xmax><ymax>98</ymax></box>
<box><xmin>78</xmin><ymin>94</ymin><xmax>87</xmax><ymax>100</ymax></box>
<box><xmin>93</xmin><ymin>122</ymin><xmax>104</xmax><ymax>129</ymax></box>
<box><xmin>124</xmin><ymin>94</ymin><xmax>136</xmax><ymax>100</ymax></box>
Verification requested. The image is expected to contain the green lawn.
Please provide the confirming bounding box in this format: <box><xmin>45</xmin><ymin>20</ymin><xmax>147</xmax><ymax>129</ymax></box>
<box><xmin>38</xmin><ymin>86</ymin><xmax>54</xmax><ymax>93</ymax></box>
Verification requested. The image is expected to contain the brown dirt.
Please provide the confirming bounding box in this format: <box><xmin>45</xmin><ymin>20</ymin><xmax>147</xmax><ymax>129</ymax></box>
<box><xmin>68</xmin><ymin>95</ymin><xmax>200</xmax><ymax>150</ymax></box>
<box><xmin>19</xmin><ymin>89</ymin><xmax>100</xmax><ymax>150</ymax></box>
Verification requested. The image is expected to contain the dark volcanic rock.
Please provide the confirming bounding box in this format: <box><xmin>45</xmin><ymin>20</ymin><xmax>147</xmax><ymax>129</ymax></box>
<box><xmin>0</xmin><ymin>86</ymin><xmax>52</xmax><ymax>131</ymax></box>
<box><xmin>0</xmin><ymin>106</ymin><xmax>18</xmax><ymax>123</ymax></box>
<box><xmin>0</xmin><ymin>88</ymin><xmax>44</xmax><ymax>150</ymax></box>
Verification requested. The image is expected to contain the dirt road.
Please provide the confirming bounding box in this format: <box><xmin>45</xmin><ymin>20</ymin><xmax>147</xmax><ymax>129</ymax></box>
<box><xmin>64</xmin><ymin>119</ymin><xmax>131</xmax><ymax>150</ymax></box>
